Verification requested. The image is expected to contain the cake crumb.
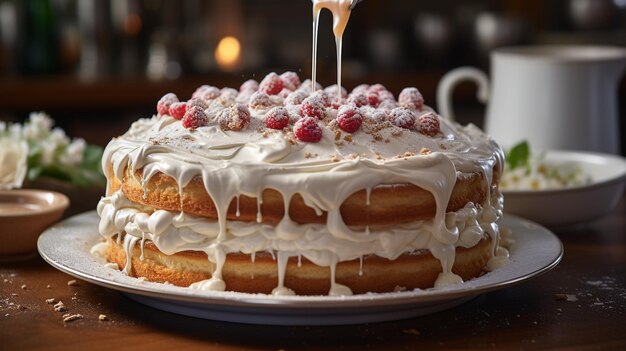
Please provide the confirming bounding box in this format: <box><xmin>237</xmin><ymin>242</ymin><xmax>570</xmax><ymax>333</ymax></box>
<box><xmin>330</xmin><ymin>154</ymin><xmax>339</xmax><ymax>162</ymax></box>
<box><xmin>63</xmin><ymin>314</ymin><xmax>83</xmax><ymax>323</ymax></box>
<box><xmin>46</xmin><ymin>285</ymin><xmax>51</xmax><ymax>289</ymax></box>
<box><xmin>393</xmin><ymin>286</ymin><xmax>407</xmax><ymax>292</ymax></box>
<box><xmin>403</xmin><ymin>328</ymin><xmax>421</xmax><ymax>336</ymax></box>
<box><xmin>67</xmin><ymin>280</ymin><xmax>78</xmax><ymax>286</ymax></box>
<box><xmin>53</xmin><ymin>301</ymin><xmax>67</xmax><ymax>312</ymax></box>
<box><xmin>554</xmin><ymin>293</ymin><xmax>578</xmax><ymax>302</ymax></box>
<box><xmin>45</xmin><ymin>298</ymin><xmax>55</xmax><ymax>305</ymax></box>
<box><xmin>391</xmin><ymin>129</ymin><xmax>402</xmax><ymax>137</ymax></box>
<box><xmin>20</xmin><ymin>284</ymin><xmax>27</xmax><ymax>290</ymax></box>
<box><xmin>343</xmin><ymin>134</ymin><xmax>353</xmax><ymax>142</ymax></box>
<box><xmin>98</xmin><ymin>314</ymin><xmax>108</xmax><ymax>321</ymax></box>
<box><xmin>420</xmin><ymin>147</ymin><xmax>432</xmax><ymax>155</ymax></box>
<box><xmin>334</xmin><ymin>130</ymin><xmax>342</xmax><ymax>141</ymax></box>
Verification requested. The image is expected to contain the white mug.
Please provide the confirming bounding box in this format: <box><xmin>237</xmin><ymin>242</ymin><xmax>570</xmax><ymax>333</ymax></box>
<box><xmin>437</xmin><ymin>45</ymin><xmax>626</xmax><ymax>154</ymax></box>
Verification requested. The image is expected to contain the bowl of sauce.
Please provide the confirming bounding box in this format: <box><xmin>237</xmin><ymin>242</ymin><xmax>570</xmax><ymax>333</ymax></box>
<box><xmin>0</xmin><ymin>189</ymin><xmax>69</xmax><ymax>259</ymax></box>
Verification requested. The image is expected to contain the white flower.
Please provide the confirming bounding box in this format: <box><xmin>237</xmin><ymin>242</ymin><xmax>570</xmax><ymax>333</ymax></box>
<box><xmin>9</xmin><ymin>123</ymin><xmax>22</xmax><ymax>139</ymax></box>
<box><xmin>0</xmin><ymin>136</ymin><xmax>29</xmax><ymax>190</ymax></box>
<box><xmin>25</xmin><ymin>112</ymin><xmax>53</xmax><ymax>139</ymax></box>
<box><xmin>49</xmin><ymin>127</ymin><xmax>70</xmax><ymax>146</ymax></box>
<box><xmin>59</xmin><ymin>138</ymin><xmax>86</xmax><ymax>166</ymax></box>
<box><xmin>0</xmin><ymin>121</ymin><xmax>6</xmax><ymax>134</ymax></box>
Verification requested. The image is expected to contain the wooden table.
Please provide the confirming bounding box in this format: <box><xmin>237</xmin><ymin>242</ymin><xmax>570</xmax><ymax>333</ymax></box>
<box><xmin>2</xmin><ymin>196</ymin><xmax>625</xmax><ymax>351</ymax></box>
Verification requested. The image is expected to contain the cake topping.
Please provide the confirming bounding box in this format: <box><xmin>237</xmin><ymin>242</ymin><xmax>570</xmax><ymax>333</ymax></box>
<box><xmin>264</xmin><ymin>106</ymin><xmax>290</xmax><ymax>130</ymax></box>
<box><xmin>389</xmin><ymin>107</ymin><xmax>415</xmax><ymax>130</ymax></box>
<box><xmin>157</xmin><ymin>93</ymin><xmax>178</xmax><ymax>116</ymax></box>
<box><xmin>168</xmin><ymin>102</ymin><xmax>187</xmax><ymax>120</ymax></box>
<box><xmin>300</xmin><ymin>95</ymin><xmax>326</xmax><ymax>120</ymax></box>
<box><xmin>259</xmin><ymin>72</ymin><xmax>284</xmax><ymax>95</ymax></box>
<box><xmin>181</xmin><ymin>106</ymin><xmax>208</xmax><ymax>130</ymax></box>
<box><xmin>218</xmin><ymin>103</ymin><xmax>251</xmax><ymax>131</ymax></box>
<box><xmin>284</xmin><ymin>90</ymin><xmax>308</xmax><ymax>106</ymax></box>
<box><xmin>347</xmin><ymin>93</ymin><xmax>368</xmax><ymax>107</ymax></box>
<box><xmin>239</xmin><ymin>79</ymin><xmax>259</xmax><ymax>93</ymax></box>
<box><xmin>187</xmin><ymin>97</ymin><xmax>209</xmax><ymax>110</ymax></box>
<box><xmin>293</xmin><ymin>116</ymin><xmax>323</xmax><ymax>142</ymax></box>
<box><xmin>399</xmin><ymin>87</ymin><xmax>424</xmax><ymax>111</ymax></box>
<box><xmin>417</xmin><ymin>112</ymin><xmax>441</xmax><ymax>137</ymax></box>
<box><xmin>336</xmin><ymin>104</ymin><xmax>363</xmax><ymax>133</ymax></box>
<box><xmin>248</xmin><ymin>92</ymin><xmax>273</xmax><ymax>110</ymax></box>
<box><xmin>200</xmin><ymin>86</ymin><xmax>221</xmax><ymax>101</ymax></box>
<box><xmin>280</xmin><ymin>71</ymin><xmax>301</xmax><ymax>91</ymax></box>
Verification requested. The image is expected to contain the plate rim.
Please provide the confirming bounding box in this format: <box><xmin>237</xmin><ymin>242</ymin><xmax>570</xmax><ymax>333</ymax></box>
<box><xmin>37</xmin><ymin>211</ymin><xmax>563</xmax><ymax>309</ymax></box>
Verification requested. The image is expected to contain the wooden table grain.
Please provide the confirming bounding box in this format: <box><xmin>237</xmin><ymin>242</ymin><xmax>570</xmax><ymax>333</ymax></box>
<box><xmin>1</xmin><ymin>196</ymin><xmax>625</xmax><ymax>351</ymax></box>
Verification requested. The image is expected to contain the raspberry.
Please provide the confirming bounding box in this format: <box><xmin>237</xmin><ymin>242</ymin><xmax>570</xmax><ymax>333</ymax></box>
<box><xmin>221</xmin><ymin>87</ymin><xmax>239</xmax><ymax>99</ymax></box>
<box><xmin>187</xmin><ymin>98</ymin><xmax>209</xmax><ymax>110</ymax></box>
<box><xmin>366</xmin><ymin>91</ymin><xmax>380</xmax><ymax>107</ymax></box>
<box><xmin>192</xmin><ymin>85</ymin><xmax>210</xmax><ymax>99</ymax></box>
<box><xmin>248</xmin><ymin>92</ymin><xmax>272</xmax><ymax>110</ymax></box>
<box><xmin>324</xmin><ymin>84</ymin><xmax>347</xmax><ymax>100</ymax></box>
<box><xmin>377</xmin><ymin>90</ymin><xmax>395</xmax><ymax>102</ymax></box>
<box><xmin>336</xmin><ymin>104</ymin><xmax>363</xmax><ymax>133</ymax></box>
<box><xmin>389</xmin><ymin>107</ymin><xmax>415</xmax><ymax>129</ymax></box>
<box><xmin>378</xmin><ymin>100</ymin><xmax>398</xmax><ymax>111</ymax></box>
<box><xmin>280</xmin><ymin>71</ymin><xmax>301</xmax><ymax>91</ymax></box>
<box><xmin>240</xmin><ymin>79</ymin><xmax>259</xmax><ymax>93</ymax></box>
<box><xmin>417</xmin><ymin>112</ymin><xmax>441</xmax><ymax>136</ymax></box>
<box><xmin>300</xmin><ymin>95</ymin><xmax>326</xmax><ymax>119</ymax></box>
<box><xmin>316</xmin><ymin>91</ymin><xmax>333</xmax><ymax>107</ymax></box>
<box><xmin>368</xmin><ymin>83</ymin><xmax>387</xmax><ymax>93</ymax></box>
<box><xmin>277</xmin><ymin>88</ymin><xmax>292</xmax><ymax>99</ymax></box>
<box><xmin>182</xmin><ymin>106</ymin><xmax>209</xmax><ymax>130</ymax></box>
<box><xmin>157</xmin><ymin>93</ymin><xmax>178</xmax><ymax>116</ymax></box>
<box><xmin>284</xmin><ymin>91</ymin><xmax>308</xmax><ymax>105</ymax></box>
<box><xmin>347</xmin><ymin>93</ymin><xmax>368</xmax><ymax>107</ymax></box>
<box><xmin>168</xmin><ymin>101</ymin><xmax>187</xmax><ymax>120</ymax></box>
<box><xmin>299</xmin><ymin>79</ymin><xmax>323</xmax><ymax>94</ymax></box>
<box><xmin>201</xmin><ymin>86</ymin><xmax>221</xmax><ymax>100</ymax></box>
<box><xmin>351</xmin><ymin>84</ymin><xmax>369</xmax><ymax>95</ymax></box>
<box><xmin>264</xmin><ymin>106</ymin><xmax>290</xmax><ymax>129</ymax></box>
<box><xmin>398</xmin><ymin>87</ymin><xmax>424</xmax><ymax>111</ymax></box>
<box><xmin>293</xmin><ymin>116</ymin><xmax>323</xmax><ymax>142</ymax></box>
<box><xmin>218</xmin><ymin>103</ymin><xmax>250</xmax><ymax>131</ymax></box>
<box><xmin>259</xmin><ymin>72</ymin><xmax>284</xmax><ymax>95</ymax></box>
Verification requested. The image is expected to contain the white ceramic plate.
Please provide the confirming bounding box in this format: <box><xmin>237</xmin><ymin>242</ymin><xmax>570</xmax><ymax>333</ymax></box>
<box><xmin>502</xmin><ymin>150</ymin><xmax>626</xmax><ymax>229</ymax></box>
<box><xmin>38</xmin><ymin>211</ymin><xmax>562</xmax><ymax>326</ymax></box>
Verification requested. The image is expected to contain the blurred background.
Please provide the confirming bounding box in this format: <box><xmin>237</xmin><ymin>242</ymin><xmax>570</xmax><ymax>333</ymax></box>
<box><xmin>1</xmin><ymin>0</ymin><xmax>625</xmax><ymax>154</ymax></box>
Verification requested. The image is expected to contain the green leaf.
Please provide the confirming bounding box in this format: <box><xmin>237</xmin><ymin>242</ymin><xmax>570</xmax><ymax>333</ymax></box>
<box><xmin>506</xmin><ymin>141</ymin><xmax>530</xmax><ymax>170</ymax></box>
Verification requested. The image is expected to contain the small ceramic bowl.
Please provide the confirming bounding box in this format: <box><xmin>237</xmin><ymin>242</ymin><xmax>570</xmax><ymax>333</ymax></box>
<box><xmin>0</xmin><ymin>189</ymin><xmax>69</xmax><ymax>259</ymax></box>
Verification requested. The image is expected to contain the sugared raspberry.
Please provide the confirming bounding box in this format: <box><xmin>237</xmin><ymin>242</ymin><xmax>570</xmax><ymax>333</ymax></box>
<box><xmin>264</xmin><ymin>106</ymin><xmax>290</xmax><ymax>130</ymax></box>
<box><xmin>347</xmin><ymin>93</ymin><xmax>368</xmax><ymax>107</ymax></box>
<box><xmin>389</xmin><ymin>107</ymin><xmax>415</xmax><ymax>129</ymax></box>
<box><xmin>182</xmin><ymin>106</ymin><xmax>208</xmax><ymax>130</ymax></box>
<box><xmin>221</xmin><ymin>87</ymin><xmax>239</xmax><ymax>99</ymax></box>
<box><xmin>336</xmin><ymin>104</ymin><xmax>363</xmax><ymax>133</ymax></box>
<box><xmin>157</xmin><ymin>93</ymin><xmax>178</xmax><ymax>116</ymax></box>
<box><xmin>240</xmin><ymin>79</ymin><xmax>259</xmax><ymax>93</ymax></box>
<box><xmin>312</xmin><ymin>90</ymin><xmax>332</xmax><ymax>107</ymax></box>
<box><xmin>278</xmin><ymin>88</ymin><xmax>293</xmax><ymax>99</ymax></box>
<box><xmin>417</xmin><ymin>112</ymin><xmax>441</xmax><ymax>136</ymax></box>
<box><xmin>280</xmin><ymin>71</ymin><xmax>301</xmax><ymax>91</ymax></box>
<box><xmin>285</xmin><ymin>91</ymin><xmax>309</xmax><ymax>105</ymax></box>
<box><xmin>351</xmin><ymin>84</ymin><xmax>369</xmax><ymax>95</ymax></box>
<box><xmin>324</xmin><ymin>84</ymin><xmax>347</xmax><ymax>100</ymax></box>
<box><xmin>259</xmin><ymin>72</ymin><xmax>284</xmax><ymax>95</ymax></box>
<box><xmin>299</xmin><ymin>79</ymin><xmax>323</xmax><ymax>94</ymax></box>
<box><xmin>187</xmin><ymin>98</ymin><xmax>208</xmax><ymax>110</ymax></box>
<box><xmin>366</xmin><ymin>91</ymin><xmax>380</xmax><ymax>108</ymax></box>
<box><xmin>377</xmin><ymin>90</ymin><xmax>395</xmax><ymax>102</ymax></box>
<box><xmin>378</xmin><ymin>99</ymin><xmax>398</xmax><ymax>111</ymax></box>
<box><xmin>398</xmin><ymin>87</ymin><xmax>424</xmax><ymax>111</ymax></box>
<box><xmin>218</xmin><ymin>103</ymin><xmax>250</xmax><ymax>131</ymax></box>
<box><xmin>300</xmin><ymin>95</ymin><xmax>326</xmax><ymax>119</ymax></box>
<box><xmin>168</xmin><ymin>101</ymin><xmax>187</xmax><ymax>120</ymax></box>
<box><xmin>201</xmin><ymin>86</ymin><xmax>221</xmax><ymax>100</ymax></box>
<box><xmin>368</xmin><ymin>83</ymin><xmax>387</xmax><ymax>93</ymax></box>
<box><xmin>248</xmin><ymin>92</ymin><xmax>272</xmax><ymax>110</ymax></box>
<box><xmin>293</xmin><ymin>116</ymin><xmax>323</xmax><ymax>142</ymax></box>
<box><xmin>191</xmin><ymin>85</ymin><xmax>209</xmax><ymax>99</ymax></box>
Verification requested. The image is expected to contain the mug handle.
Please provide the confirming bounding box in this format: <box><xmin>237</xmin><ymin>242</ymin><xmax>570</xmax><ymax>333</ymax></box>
<box><xmin>436</xmin><ymin>67</ymin><xmax>490</xmax><ymax>121</ymax></box>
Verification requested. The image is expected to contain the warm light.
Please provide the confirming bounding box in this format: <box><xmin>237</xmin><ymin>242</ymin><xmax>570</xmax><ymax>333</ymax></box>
<box><xmin>215</xmin><ymin>36</ymin><xmax>241</xmax><ymax>71</ymax></box>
